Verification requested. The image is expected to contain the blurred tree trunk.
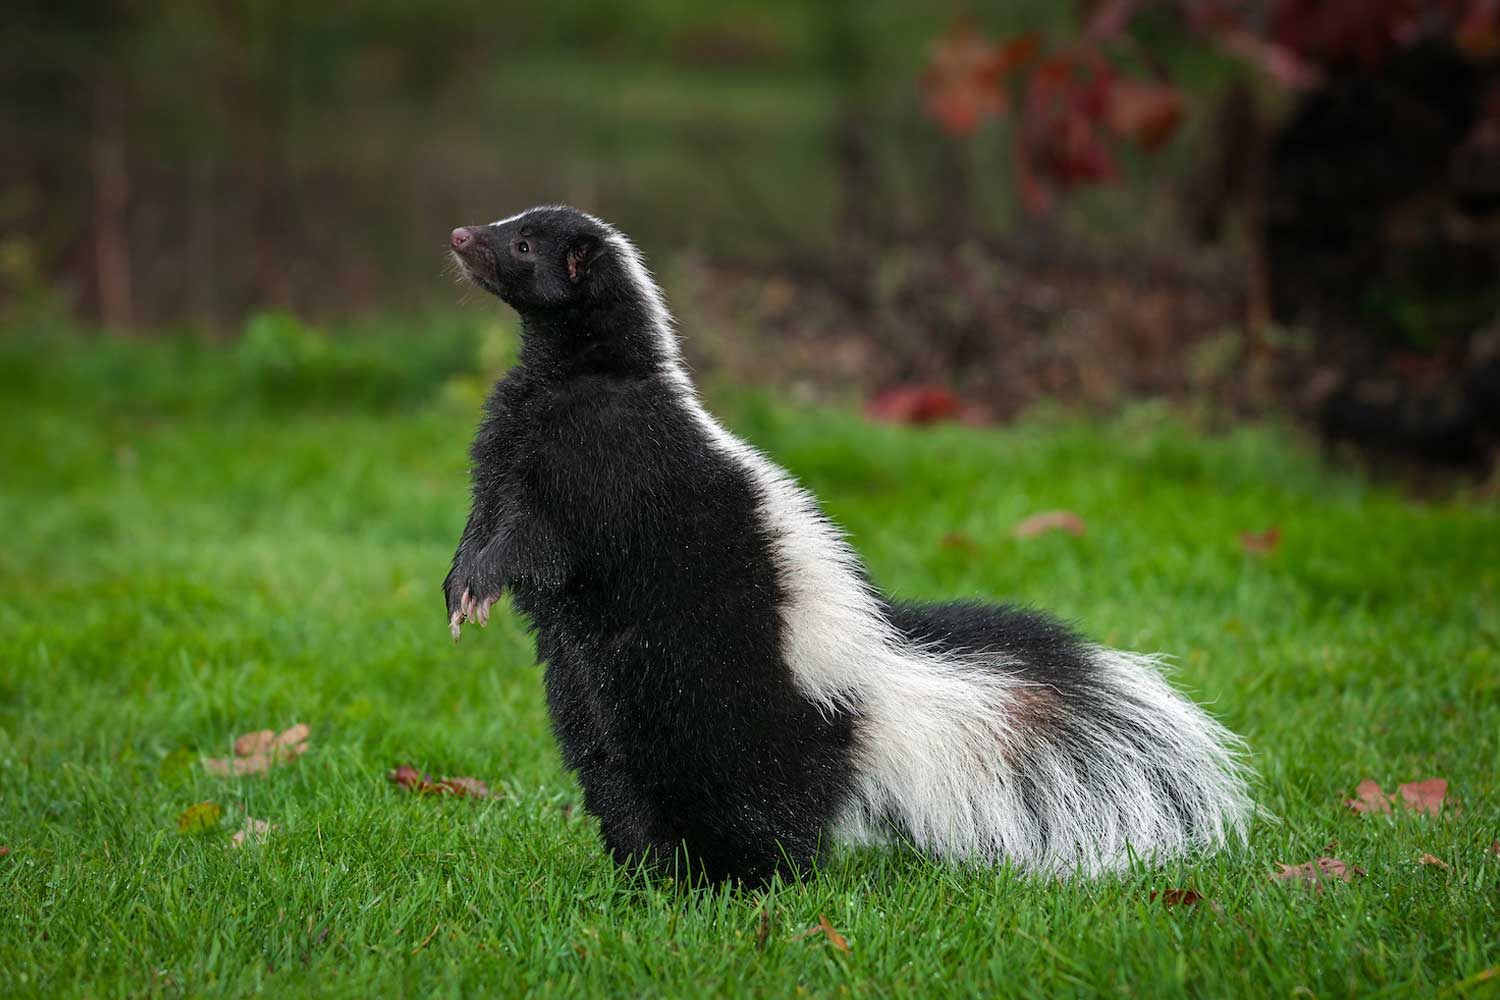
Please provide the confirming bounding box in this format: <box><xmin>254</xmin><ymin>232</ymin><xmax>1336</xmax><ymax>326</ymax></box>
<box><xmin>823</xmin><ymin>0</ymin><xmax>880</xmax><ymax>250</ymax></box>
<box><xmin>190</xmin><ymin>154</ymin><xmax>221</xmax><ymax>330</ymax></box>
<box><xmin>91</xmin><ymin>82</ymin><xmax>132</xmax><ymax>329</ymax></box>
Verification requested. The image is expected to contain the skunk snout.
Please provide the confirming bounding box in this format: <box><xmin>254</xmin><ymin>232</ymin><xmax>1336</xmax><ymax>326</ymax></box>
<box><xmin>451</xmin><ymin>227</ymin><xmax>475</xmax><ymax>251</ymax></box>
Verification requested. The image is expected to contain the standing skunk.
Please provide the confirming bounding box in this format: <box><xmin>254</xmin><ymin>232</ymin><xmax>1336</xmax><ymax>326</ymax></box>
<box><xmin>444</xmin><ymin>206</ymin><xmax>1253</xmax><ymax>884</ymax></box>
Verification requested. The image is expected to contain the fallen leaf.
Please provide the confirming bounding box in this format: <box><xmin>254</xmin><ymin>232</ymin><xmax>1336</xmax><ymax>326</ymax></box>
<box><xmin>1346</xmin><ymin>778</ymin><xmax>1393</xmax><ymax>815</ymax></box>
<box><xmin>234</xmin><ymin>729</ymin><xmax>276</xmax><ymax>757</ymax></box>
<box><xmin>1491</xmin><ymin>839</ymin><xmax>1499</xmax><ymax>857</ymax></box>
<box><xmin>434</xmin><ymin>776</ymin><xmax>491</xmax><ymax>799</ymax></box>
<box><xmin>1398</xmin><ymin>778</ymin><xmax>1447</xmax><ymax>816</ymax></box>
<box><xmin>1418</xmin><ymin>853</ymin><xmax>1449</xmax><ymax>871</ymax></box>
<box><xmin>865</xmin><ymin>384</ymin><xmax>963</xmax><ymax>425</ymax></box>
<box><xmin>387</xmin><ymin>763</ymin><xmax>432</xmax><ymax>791</ymax></box>
<box><xmin>387</xmin><ymin>764</ymin><xmax>493</xmax><ymax>799</ymax></box>
<box><xmin>204</xmin><ymin>723</ymin><xmax>311</xmax><ymax>777</ymax></box>
<box><xmin>791</xmin><ymin>914</ymin><xmax>850</xmax><ymax>953</ymax></box>
<box><xmin>755</xmin><ymin>908</ymin><xmax>771</xmax><ymax>952</ymax></box>
<box><xmin>176</xmin><ymin>801</ymin><xmax>223</xmax><ymax>835</ymax></box>
<box><xmin>231</xmin><ymin>815</ymin><xmax>279</xmax><ymax>848</ymax></box>
<box><xmin>159</xmin><ymin>747</ymin><xmax>195</xmax><ymax>781</ymax></box>
<box><xmin>1239</xmin><ymin>526</ymin><xmax>1281</xmax><ymax>555</ymax></box>
<box><xmin>1149</xmin><ymin>888</ymin><xmax>1203</xmax><ymax>907</ymax></box>
<box><xmin>1012</xmin><ymin>510</ymin><xmax>1087</xmax><ymax>539</ymax></box>
<box><xmin>0</xmin><ymin>846</ymin><xmax>10</xmax><ymax>858</ymax></box>
<box><xmin>1270</xmin><ymin>856</ymin><xmax>1365</xmax><ymax>889</ymax></box>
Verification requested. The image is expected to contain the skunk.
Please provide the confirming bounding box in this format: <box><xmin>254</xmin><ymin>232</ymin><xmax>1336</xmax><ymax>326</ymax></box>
<box><xmin>444</xmin><ymin>205</ymin><xmax>1253</xmax><ymax>884</ymax></box>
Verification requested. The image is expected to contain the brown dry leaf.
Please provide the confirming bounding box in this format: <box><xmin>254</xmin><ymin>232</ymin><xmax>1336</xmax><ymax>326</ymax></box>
<box><xmin>1012</xmin><ymin>510</ymin><xmax>1087</xmax><ymax>539</ymax></box>
<box><xmin>1239</xmin><ymin>526</ymin><xmax>1281</xmax><ymax>555</ymax></box>
<box><xmin>1270</xmin><ymin>856</ymin><xmax>1366</xmax><ymax>890</ymax></box>
<box><xmin>204</xmin><ymin>723</ymin><xmax>311</xmax><ymax>778</ymax></box>
<box><xmin>387</xmin><ymin>763</ymin><xmax>432</xmax><ymax>791</ymax></box>
<box><xmin>0</xmin><ymin>846</ymin><xmax>10</xmax><ymax>858</ymax></box>
<box><xmin>1149</xmin><ymin>888</ymin><xmax>1203</xmax><ymax>907</ymax></box>
<box><xmin>234</xmin><ymin>729</ymin><xmax>276</xmax><ymax>757</ymax></box>
<box><xmin>434</xmin><ymin>776</ymin><xmax>492</xmax><ymax>799</ymax></box>
<box><xmin>1346</xmin><ymin>778</ymin><xmax>1393</xmax><ymax>815</ymax></box>
<box><xmin>1491</xmin><ymin>839</ymin><xmax>1499</xmax><ymax>857</ymax></box>
<box><xmin>176</xmin><ymin>801</ymin><xmax>223</xmax><ymax>835</ymax></box>
<box><xmin>791</xmin><ymin>914</ymin><xmax>850</xmax><ymax>953</ymax></box>
<box><xmin>387</xmin><ymin>764</ymin><xmax>492</xmax><ymax>799</ymax></box>
<box><xmin>1418</xmin><ymin>853</ymin><xmax>1449</xmax><ymax>871</ymax></box>
<box><xmin>231</xmin><ymin>816</ymin><xmax>279</xmax><ymax>848</ymax></box>
<box><xmin>1398</xmin><ymin>778</ymin><xmax>1447</xmax><ymax>816</ymax></box>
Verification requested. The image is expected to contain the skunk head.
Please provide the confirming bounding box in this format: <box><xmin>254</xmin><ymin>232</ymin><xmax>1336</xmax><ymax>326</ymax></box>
<box><xmin>449</xmin><ymin>205</ymin><xmax>634</xmax><ymax>315</ymax></box>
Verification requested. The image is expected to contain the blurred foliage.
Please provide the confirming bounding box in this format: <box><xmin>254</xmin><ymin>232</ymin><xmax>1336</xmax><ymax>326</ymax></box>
<box><xmin>0</xmin><ymin>310</ymin><xmax>484</xmax><ymax>420</ymax></box>
<box><xmin>2</xmin><ymin>0</ymin><xmax>1249</xmax><ymax>328</ymax></box>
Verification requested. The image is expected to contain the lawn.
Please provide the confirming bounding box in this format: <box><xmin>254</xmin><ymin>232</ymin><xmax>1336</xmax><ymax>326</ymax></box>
<box><xmin>2</xmin><ymin>319</ymin><xmax>1497</xmax><ymax>998</ymax></box>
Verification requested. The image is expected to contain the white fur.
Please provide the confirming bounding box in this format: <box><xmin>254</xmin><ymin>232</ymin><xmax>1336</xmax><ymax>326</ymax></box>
<box><xmin>526</xmin><ymin>209</ymin><xmax>1255</xmax><ymax>874</ymax></box>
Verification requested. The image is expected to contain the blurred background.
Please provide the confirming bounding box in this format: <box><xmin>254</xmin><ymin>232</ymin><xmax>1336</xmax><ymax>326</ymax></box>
<box><xmin>4</xmin><ymin>0</ymin><xmax>1500</xmax><ymax>473</ymax></box>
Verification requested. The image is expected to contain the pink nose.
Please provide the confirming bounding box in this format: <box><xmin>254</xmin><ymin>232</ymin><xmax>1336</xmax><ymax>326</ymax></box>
<box><xmin>450</xmin><ymin>227</ymin><xmax>474</xmax><ymax>250</ymax></box>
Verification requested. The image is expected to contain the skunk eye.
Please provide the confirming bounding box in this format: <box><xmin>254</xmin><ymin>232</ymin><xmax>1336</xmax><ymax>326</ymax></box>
<box><xmin>516</xmin><ymin>240</ymin><xmax>530</xmax><ymax>254</ymax></box>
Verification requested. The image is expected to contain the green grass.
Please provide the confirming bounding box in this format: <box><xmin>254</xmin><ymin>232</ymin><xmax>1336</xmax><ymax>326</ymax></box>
<box><xmin>2</xmin><ymin>323</ymin><xmax>1498</xmax><ymax>998</ymax></box>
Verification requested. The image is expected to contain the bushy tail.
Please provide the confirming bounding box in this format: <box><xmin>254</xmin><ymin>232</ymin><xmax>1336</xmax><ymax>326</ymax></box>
<box><xmin>675</xmin><ymin>388</ymin><xmax>1253</xmax><ymax>875</ymax></box>
<box><xmin>833</xmin><ymin>641</ymin><xmax>1254</xmax><ymax>876</ymax></box>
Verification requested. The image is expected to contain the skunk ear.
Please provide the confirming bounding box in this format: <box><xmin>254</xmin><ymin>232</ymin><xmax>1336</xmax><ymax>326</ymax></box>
<box><xmin>567</xmin><ymin>237</ymin><xmax>597</xmax><ymax>283</ymax></box>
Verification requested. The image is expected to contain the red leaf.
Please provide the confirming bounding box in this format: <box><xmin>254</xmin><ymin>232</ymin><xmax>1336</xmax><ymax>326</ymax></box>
<box><xmin>1398</xmin><ymin>778</ymin><xmax>1447</xmax><ymax>816</ymax></box>
<box><xmin>0</xmin><ymin>846</ymin><xmax>10</xmax><ymax>858</ymax></box>
<box><xmin>1014</xmin><ymin>53</ymin><xmax>1121</xmax><ymax>213</ymax></box>
<box><xmin>1012</xmin><ymin>510</ymin><xmax>1087</xmax><ymax>539</ymax></box>
<box><xmin>865</xmin><ymin>384</ymin><xmax>963</xmax><ymax>424</ymax></box>
<box><xmin>1271</xmin><ymin>856</ymin><xmax>1366</xmax><ymax>890</ymax></box>
<box><xmin>920</xmin><ymin>20</ymin><xmax>1017</xmax><ymax>136</ymax></box>
<box><xmin>1106</xmin><ymin>79</ymin><xmax>1186</xmax><ymax>150</ymax></box>
<box><xmin>1149</xmin><ymin>888</ymin><xmax>1203</xmax><ymax>907</ymax></box>
<box><xmin>1239</xmin><ymin>526</ymin><xmax>1281</xmax><ymax>555</ymax></box>
<box><xmin>1346</xmin><ymin>778</ymin><xmax>1393</xmax><ymax>815</ymax></box>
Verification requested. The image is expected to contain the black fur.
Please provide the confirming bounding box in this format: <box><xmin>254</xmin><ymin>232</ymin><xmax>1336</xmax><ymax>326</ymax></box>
<box><xmin>442</xmin><ymin>207</ymin><xmax>1237</xmax><ymax>885</ymax></box>
<box><xmin>445</xmin><ymin>209</ymin><xmax>858</xmax><ymax>883</ymax></box>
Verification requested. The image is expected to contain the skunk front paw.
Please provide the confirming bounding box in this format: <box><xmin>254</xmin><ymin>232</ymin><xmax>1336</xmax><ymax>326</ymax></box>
<box><xmin>448</xmin><ymin>587</ymin><xmax>500</xmax><ymax>641</ymax></box>
<box><xmin>444</xmin><ymin>560</ymin><xmax>504</xmax><ymax>643</ymax></box>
